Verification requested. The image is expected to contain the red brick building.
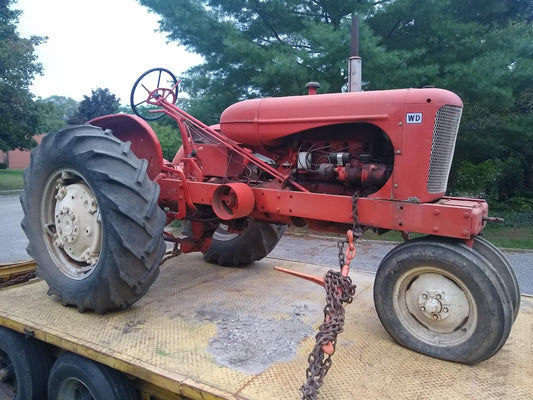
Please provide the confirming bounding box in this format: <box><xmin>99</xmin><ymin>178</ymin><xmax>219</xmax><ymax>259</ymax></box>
<box><xmin>0</xmin><ymin>135</ymin><xmax>45</xmax><ymax>169</ymax></box>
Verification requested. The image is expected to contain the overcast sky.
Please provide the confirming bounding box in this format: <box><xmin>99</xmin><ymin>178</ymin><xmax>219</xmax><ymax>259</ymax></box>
<box><xmin>15</xmin><ymin>0</ymin><xmax>202</xmax><ymax>104</ymax></box>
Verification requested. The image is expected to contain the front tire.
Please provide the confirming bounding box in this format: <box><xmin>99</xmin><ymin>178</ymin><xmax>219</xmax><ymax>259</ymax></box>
<box><xmin>473</xmin><ymin>236</ymin><xmax>520</xmax><ymax>321</ymax></box>
<box><xmin>203</xmin><ymin>220</ymin><xmax>285</xmax><ymax>266</ymax></box>
<box><xmin>374</xmin><ymin>237</ymin><xmax>513</xmax><ymax>364</ymax></box>
<box><xmin>21</xmin><ymin>125</ymin><xmax>166</xmax><ymax>313</ymax></box>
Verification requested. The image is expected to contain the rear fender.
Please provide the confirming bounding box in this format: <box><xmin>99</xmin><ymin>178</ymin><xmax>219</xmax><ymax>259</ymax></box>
<box><xmin>88</xmin><ymin>114</ymin><xmax>163</xmax><ymax>180</ymax></box>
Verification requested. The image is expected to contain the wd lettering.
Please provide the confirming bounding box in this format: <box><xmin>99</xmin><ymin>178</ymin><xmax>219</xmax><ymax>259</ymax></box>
<box><xmin>406</xmin><ymin>113</ymin><xmax>422</xmax><ymax>124</ymax></box>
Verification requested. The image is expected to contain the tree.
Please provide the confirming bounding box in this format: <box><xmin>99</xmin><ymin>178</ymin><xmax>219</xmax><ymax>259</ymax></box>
<box><xmin>35</xmin><ymin>95</ymin><xmax>78</xmax><ymax>133</ymax></box>
<box><xmin>140</xmin><ymin>0</ymin><xmax>533</xmax><ymax>199</ymax></box>
<box><xmin>0</xmin><ymin>0</ymin><xmax>46</xmax><ymax>151</ymax></box>
<box><xmin>366</xmin><ymin>0</ymin><xmax>533</xmax><ymax>199</ymax></box>
<box><xmin>68</xmin><ymin>88</ymin><xmax>120</xmax><ymax>124</ymax></box>
<box><xmin>139</xmin><ymin>0</ymin><xmax>376</xmax><ymax>123</ymax></box>
<box><xmin>149</xmin><ymin>119</ymin><xmax>182</xmax><ymax>161</ymax></box>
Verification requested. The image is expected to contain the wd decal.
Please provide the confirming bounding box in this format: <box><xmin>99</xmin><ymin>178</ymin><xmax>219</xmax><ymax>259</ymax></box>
<box><xmin>406</xmin><ymin>113</ymin><xmax>422</xmax><ymax>124</ymax></box>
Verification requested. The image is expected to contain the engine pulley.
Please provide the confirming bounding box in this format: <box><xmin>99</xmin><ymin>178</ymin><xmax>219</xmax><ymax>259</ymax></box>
<box><xmin>212</xmin><ymin>183</ymin><xmax>256</xmax><ymax>220</ymax></box>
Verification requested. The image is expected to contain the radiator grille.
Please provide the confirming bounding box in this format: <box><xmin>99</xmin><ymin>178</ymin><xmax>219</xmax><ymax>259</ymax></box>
<box><xmin>427</xmin><ymin>105</ymin><xmax>463</xmax><ymax>193</ymax></box>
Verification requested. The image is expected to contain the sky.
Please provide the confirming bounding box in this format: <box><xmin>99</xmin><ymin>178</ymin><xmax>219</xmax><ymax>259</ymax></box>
<box><xmin>14</xmin><ymin>0</ymin><xmax>203</xmax><ymax>104</ymax></box>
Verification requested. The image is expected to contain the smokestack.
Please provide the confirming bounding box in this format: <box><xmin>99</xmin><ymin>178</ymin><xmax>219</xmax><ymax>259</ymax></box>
<box><xmin>348</xmin><ymin>14</ymin><xmax>362</xmax><ymax>92</ymax></box>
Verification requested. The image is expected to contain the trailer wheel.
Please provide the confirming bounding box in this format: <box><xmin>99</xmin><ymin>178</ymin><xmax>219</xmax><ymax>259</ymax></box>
<box><xmin>20</xmin><ymin>125</ymin><xmax>166</xmax><ymax>313</ymax></box>
<box><xmin>203</xmin><ymin>220</ymin><xmax>286</xmax><ymax>266</ymax></box>
<box><xmin>48</xmin><ymin>353</ymin><xmax>138</xmax><ymax>400</ymax></box>
<box><xmin>0</xmin><ymin>327</ymin><xmax>53</xmax><ymax>400</ymax></box>
<box><xmin>373</xmin><ymin>237</ymin><xmax>513</xmax><ymax>364</ymax></box>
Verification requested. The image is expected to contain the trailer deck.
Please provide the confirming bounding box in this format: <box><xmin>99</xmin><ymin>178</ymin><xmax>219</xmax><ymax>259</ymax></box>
<box><xmin>0</xmin><ymin>253</ymin><xmax>531</xmax><ymax>399</ymax></box>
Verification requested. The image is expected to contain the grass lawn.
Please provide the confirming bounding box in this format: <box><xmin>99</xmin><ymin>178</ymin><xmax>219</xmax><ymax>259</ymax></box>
<box><xmin>0</xmin><ymin>169</ymin><xmax>24</xmax><ymax>193</ymax></box>
<box><xmin>289</xmin><ymin>221</ymin><xmax>533</xmax><ymax>250</ymax></box>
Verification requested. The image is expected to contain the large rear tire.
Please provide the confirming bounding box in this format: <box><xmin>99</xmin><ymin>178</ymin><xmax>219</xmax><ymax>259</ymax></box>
<box><xmin>373</xmin><ymin>236</ymin><xmax>513</xmax><ymax>364</ymax></box>
<box><xmin>20</xmin><ymin>125</ymin><xmax>166</xmax><ymax>313</ymax></box>
<box><xmin>203</xmin><ymin>220</ymin><xmax>285</xmax><ymax>266</ymax></box>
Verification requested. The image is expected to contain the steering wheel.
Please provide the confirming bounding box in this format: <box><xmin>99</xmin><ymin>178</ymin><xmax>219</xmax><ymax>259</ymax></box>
<box><xmin>130</xmin><ymin>68</ymin><xmax>179</xmax><ymax>121</ymax></box>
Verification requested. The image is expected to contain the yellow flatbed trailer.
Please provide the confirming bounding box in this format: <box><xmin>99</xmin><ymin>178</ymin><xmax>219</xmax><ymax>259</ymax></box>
<box><xmin>0</xmin><ymin>254</ymin><xmax>532</xmax><ymax>399</ymax></box>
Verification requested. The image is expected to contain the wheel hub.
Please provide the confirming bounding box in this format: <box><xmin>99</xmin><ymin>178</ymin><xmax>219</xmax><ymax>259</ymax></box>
<box><xmin>53</xmin><ymin>182</ymin><xmax>101</xmax><ymax>265</ymax></box>
<box><xmin>418</xmin><ymin>291</ymin><xmax>449</xmax><ymax>320</ymax></box>
<box><xmin>405</xmin><ymin>272</ymin><xmax>470</xmax><ymax>333</ymax></box>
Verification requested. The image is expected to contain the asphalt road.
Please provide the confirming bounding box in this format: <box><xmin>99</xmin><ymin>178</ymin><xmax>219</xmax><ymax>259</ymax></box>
<box><xmin>1</xmin><ymin>194</ymin><xmax>531</xmax><ymax>294</ymax></box>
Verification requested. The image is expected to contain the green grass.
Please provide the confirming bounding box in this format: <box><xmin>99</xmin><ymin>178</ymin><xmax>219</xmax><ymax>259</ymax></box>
<box><xmin>480</xmin><ymin>225</ymin><xmax>533</xmax><ymax>250</ymax></box>
<box><xmin>0</xmin><ymin>169</ymin><xmax>24</xmax><ymax>193</ymax></box>
<box><xmin>289</xmin><ymin>223</ymin><xmax>533</xmax><ymax>250</ymax></box>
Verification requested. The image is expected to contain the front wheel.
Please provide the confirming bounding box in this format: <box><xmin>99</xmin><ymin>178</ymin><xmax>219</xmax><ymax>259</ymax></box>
<box><xmin>373</xmin><ymin>236</ymin><xmax>513</xmax><ymax>364</ymax></box>
<box><xmin>203</xmin><ymin>219</ymin><xmax>286</xmax><ymax>266</ymax></box>
<box><xmin>21</xmin><ymin>125</ymin><xmax>166</xmax><ymax>313</ymax></box>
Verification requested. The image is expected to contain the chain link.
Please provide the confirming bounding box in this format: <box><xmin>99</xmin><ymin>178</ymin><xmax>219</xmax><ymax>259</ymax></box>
<box><xmin>159</xmin><ymin>242</ymin><xmax>182</xmax><ymax>265</ymax></box>
<box><xmin>0</xmin><ymin>271</ymin><xmax>36</xmax><ymax>289</ymax></box>
<box><xmin>301</xmin><ymin>193</ymin><xmax>362</xmax><ymax>399</ymax></box>
<box><xmin>301</xmin><ymin>269</ymin><xmax>356</xmax><ymax>400</ymax></box>
<box><xmin>351</xmin><ymin>192</ymin><xmax>363</xmax><ymax>238</ymax></box>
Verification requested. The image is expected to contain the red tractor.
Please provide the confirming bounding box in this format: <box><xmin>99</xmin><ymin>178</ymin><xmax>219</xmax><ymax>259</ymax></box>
<box><xmin>21</xmin><ymin>68</ymin><xmax>518</xmax><ymax>365</ymax></box>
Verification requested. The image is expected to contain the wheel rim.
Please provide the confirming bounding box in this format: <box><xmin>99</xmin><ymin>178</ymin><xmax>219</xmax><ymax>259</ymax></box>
<box><xmin>393</xmin><ymin>266</ymin><xmax>477</xmax><ymax>345</ymax></box>
<box><xmin>0</xmin><ymin>349</ymin><xmax>16</xmax><ymax>399</ymax></box>
<box><xmin>57</xmin><ymin>378</ymin><xmax>94</xmax><ymax>400</ymax></box>
<box><xmin>41</xmin><ymin>170</ymin><xmax>102</xmax><ymax>280</ymax></box>
<box><xmin>212</xmin><ymin>224</ymin><xmax>239</xmax><ymax>241</ymax></box>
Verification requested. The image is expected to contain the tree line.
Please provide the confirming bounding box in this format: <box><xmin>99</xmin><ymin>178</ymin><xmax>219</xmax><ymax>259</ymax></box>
<box><xmin>1</xmin><ymin>0</ymin><xmax>532</xmax><ymax>209</ymax></box>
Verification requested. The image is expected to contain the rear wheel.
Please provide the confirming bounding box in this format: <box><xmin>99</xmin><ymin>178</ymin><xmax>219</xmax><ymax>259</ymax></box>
<box><xmin>374</xmin><ymin>236</ymin><xmax>513</xmax><ymax>364</ymax></box>
<box><xmin>203</xmin><ymin>220</ymin><xmax>285</xmax><ymax>266</ymax></box>
<box><xmin>21</xmin><ymin>125</ymin><xmax>166</xmax><ymax>313</ymax></box>
<box><xmin>48</xmin><ymin>353</ymin><xmax>138</xmax><ymax>400</ymax></box>
<box><xmin>0</xmin><ymin>327</ymin><xmax>53</xmax><ymax>400</ymax></box>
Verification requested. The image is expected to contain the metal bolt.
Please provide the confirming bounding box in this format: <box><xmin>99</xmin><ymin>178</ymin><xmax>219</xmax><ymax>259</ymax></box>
<box><xmin>420</xmin><ymin>306</ymin><xmax>426</xmax><ymax>311</ymax></box>
<box><xmin>443</xmin><ymin>307</ymin><xmax>449</xmax><ymax>313</ymax></box>
<box><xmin>432</xmin><ymin>315</ymin><xmax>439</xmax><ymax>320</ymax></box>
<box><xmin>422</xmin><ymin>293</ymin><xmax>428</xmax><ymax>299</ymax></box>
<box><xmin>55</xmin><ymin>186</ymin><xmax>67</xmax><ymax>200</ymax></box>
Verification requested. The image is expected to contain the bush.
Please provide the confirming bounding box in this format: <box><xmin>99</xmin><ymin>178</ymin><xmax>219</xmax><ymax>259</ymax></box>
<box><xmin>0</xmin><ymin>163</ymin><xmax>7</xmax><ymax>169</ymax></box>
<box><xmin>490</xmin><ymin>197</ymin><xmax>533</xmax><ymax>227</ymax></box>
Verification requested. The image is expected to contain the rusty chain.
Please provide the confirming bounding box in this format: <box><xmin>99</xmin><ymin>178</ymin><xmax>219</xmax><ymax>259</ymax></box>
<box><xmin>0</xmin><ymin>271</ymin><xmax>36</xmax><ymax>289</ymax></box>
<box><xmin>302</xmin><ymin>193</ymin><xmax>362</xmax><ymax>399</ymax></box>
<box><xmin>301</xmin><ymin>268</ymin><xmax>357</xmax><ymax>399</ymax></box>
<box><xmin>159</xmin><ymin>242</ymin><xmax>182</xmax><ymax>265</ymax></box>
<box><xmin>351</xmin><ymin>192</ymin><xmax>363</xmax><ymax>238</ymax></box>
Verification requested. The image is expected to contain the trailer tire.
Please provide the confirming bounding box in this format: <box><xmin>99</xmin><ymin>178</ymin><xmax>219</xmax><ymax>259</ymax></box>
<box><xmin>203</xmin><ymin>220</ymin><xmax>285</xmax><ymax>266</ymax></box>
<box><xmin>0</xmin><ymin>327</ymin><xmax>53</xmax><ymax>400</ymax></box>
<box><xmin>374</xmin><ymin>236</ymin><xmax>513</xmax><ymax>364</ymax></box>
<box><xmin>48</xmin><ymin>352</ymin><xmax>138</xmax><ymax>400</ymax></box>
<box><xmin>20</xmin><ymin>125</ymin><xmax>166</xmax><ymax>313</ymax></box>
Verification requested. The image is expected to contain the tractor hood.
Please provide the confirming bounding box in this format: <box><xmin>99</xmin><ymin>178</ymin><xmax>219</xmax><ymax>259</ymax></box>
<box><xmin>219</xmin><ymin>88</ymin><xmax>462</xmax><ymax>146</ymax></box>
